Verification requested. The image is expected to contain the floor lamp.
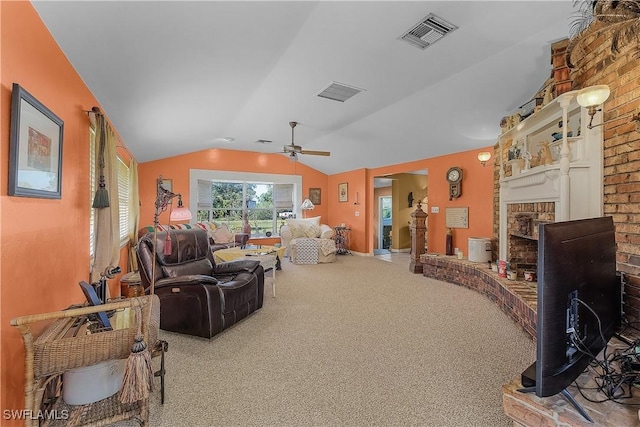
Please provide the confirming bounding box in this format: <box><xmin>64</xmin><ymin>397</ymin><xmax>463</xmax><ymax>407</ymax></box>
<box><xmin>151</xmin><ymin>177</ymin><xmax>192</xmax><ymax>295</ymax></box>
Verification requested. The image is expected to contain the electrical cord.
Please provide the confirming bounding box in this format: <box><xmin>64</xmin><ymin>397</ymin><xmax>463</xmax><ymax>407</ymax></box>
<box><xmin>567</xmin><ymin>297</ymin><xmax>640</xmax><ymax>405</ymax></box>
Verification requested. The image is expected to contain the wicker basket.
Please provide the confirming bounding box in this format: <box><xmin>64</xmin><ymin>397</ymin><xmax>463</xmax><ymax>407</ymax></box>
<box><xmin>11</xmin><ymin>295</ymin><xmax>160</xmax><ymax>427</ymax></box>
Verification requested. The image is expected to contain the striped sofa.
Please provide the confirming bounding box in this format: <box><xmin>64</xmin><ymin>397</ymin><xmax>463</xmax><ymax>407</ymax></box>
<box><xmin>138</xmin><ymin>222</ymin><xmax>249</xmax><ymax>252</ymax></box>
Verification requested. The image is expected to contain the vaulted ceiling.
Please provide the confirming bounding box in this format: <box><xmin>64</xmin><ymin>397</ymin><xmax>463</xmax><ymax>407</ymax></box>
<box><xmin>32</xmin><ymin>1</ymin><xmax>577</xmax><ymax>175</ymax></box>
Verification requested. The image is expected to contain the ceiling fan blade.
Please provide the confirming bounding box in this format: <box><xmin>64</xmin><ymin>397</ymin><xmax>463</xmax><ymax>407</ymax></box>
<box><xmin>300</xmin><ymin>150</ymin><xmax>331</xmax><ymax>156</ymax></box>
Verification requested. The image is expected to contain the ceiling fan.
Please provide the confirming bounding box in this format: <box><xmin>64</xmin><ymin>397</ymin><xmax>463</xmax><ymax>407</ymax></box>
<box><xmin>282</xmin><ymin>121</ymin><xmax>330</xmax><ymax>160</ymax></box>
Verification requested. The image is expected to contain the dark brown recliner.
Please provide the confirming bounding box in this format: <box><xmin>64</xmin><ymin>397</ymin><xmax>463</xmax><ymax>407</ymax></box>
<box><xmin>136</xmin><ymin>228</ymin><xmax>264</xmax><ymax>339</ymax></box>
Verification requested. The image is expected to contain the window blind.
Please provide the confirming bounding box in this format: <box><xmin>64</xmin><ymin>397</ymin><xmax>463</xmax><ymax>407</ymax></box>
<box><xmin>274</xmin><ymin>184</ymin><xmax>293</xmax><ymax>209</ymax></box>
<box><xmin>117</xmin><ymin>156</ymin><xmax>130</xmax><ymax>245</ymax></box>
<box><xmin>197</xmin><ymin>179</ymin><xmax>213</xmax><ymax>207</ymax></box>
<box><xmin>89</xmin><ymin>128</ymin><xmax>96</xmax><ymax>257</ymax></box>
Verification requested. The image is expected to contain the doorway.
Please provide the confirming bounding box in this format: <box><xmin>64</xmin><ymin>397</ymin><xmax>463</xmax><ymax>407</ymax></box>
<box><xmin>372</xmin><ymin>171</ymin><xmax>427</xmax><ymax>256</ymax></box>
<box><xmin>378</xmin><ymin>196</ymin><xmax>392</xmax><ymax>254</ymax></box>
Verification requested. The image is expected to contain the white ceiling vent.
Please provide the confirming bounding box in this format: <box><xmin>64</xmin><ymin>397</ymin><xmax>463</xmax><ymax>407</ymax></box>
<box><xmin>317</xmin><ymin>82</ymin><xmax>365</xmax><ymax>102</ymax></box>
<box><xmin>399</xmin><ymin>13</ymin><xmax>457</xmax><ymax>50</ymax></box>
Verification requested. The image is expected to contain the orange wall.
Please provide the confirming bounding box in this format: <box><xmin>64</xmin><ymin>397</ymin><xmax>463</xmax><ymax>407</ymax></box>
<box><xmin>0</xmin><ymin>3</ymin><xmax>130</xmax><ymax>417</ymax></box>
<box><xmin>137</xmin><ymin>148</ymin><xmax>329</xmax><ymax>227</ymax></box>
<box><xmin>368</xmin><ymin>148</ymin><xmax>494</xmax><ymax>256</ymax></box>
<box><xmin>138</xmin><ymin>147</ymin><xmax>496</xmax><ymax>258</ymax></box>
<box><xmin>327</xmin><ymin>169</ymin><xmax>367</xmax><ymax>253</ymax></box>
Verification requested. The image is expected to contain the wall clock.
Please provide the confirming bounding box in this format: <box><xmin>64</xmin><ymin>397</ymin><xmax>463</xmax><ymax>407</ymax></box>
<box><xmin>446</xmin><ymin>166</ymin><xmax>462</xmax><ymax>201</ymax></box>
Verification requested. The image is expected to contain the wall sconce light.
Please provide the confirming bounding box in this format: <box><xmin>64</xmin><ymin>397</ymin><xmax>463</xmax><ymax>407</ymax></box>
<box><xmin>576</xmin><ymin>84</ymin><xmax>611</xmax><ymax>129</ymax></box>
<box><xmin>354</xmin><ymin>192</ymin><xmax>360</xmax><ymax>205</ymax></box>
<box><xmin>477</xmin><ymin>151</ymin><xmax>491</xmax><ymax>166</ymax></box>
<box><xmin>408</xmin><ymin>191</ymin><xmax>414</xmax><ymax>208</ymax></box>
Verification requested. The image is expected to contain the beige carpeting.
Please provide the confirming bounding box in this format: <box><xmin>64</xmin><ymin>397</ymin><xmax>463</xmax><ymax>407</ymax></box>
<box><xmin>146</xmin><ymin>253</ymin><xmax>535</xmax><ymax>426</ymax></box>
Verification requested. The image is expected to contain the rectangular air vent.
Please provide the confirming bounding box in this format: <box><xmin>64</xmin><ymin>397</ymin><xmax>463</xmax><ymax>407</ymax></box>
<box><xmin>317</xmin><ymin>82</ymin><xmax>365</xmax><ymax>103</ymax></box>
<box><xmin>399</xmin><ymin>13</ymin><xmax>457</xmax><ymax>50</ymax></box>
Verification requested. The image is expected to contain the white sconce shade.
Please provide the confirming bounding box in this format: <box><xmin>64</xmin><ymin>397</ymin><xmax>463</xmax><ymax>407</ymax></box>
<box><xmin>300</xmin><ymin>198</ymin><xmax>315</xmax><ymax>210</ymax></box>
<box><xmin>477</xmin><ymin>151</ymin><xmax>491</xmax><ymax>166</ymax></box>
<box><xmin>576</xmin><ymin>85</ymin><xmax>610</xmax><ymax>108</ymax></box>
<box><xmin>576</xmin><ymin>85</ymin><xmax>611</xmax><ymax>129</ymax></box>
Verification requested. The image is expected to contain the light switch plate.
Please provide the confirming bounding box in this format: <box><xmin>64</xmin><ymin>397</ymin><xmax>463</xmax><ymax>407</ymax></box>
<box><xmin>355</xmin><ymin>211</ymin><xmax>360</xmax><ymax>217</ymax></box>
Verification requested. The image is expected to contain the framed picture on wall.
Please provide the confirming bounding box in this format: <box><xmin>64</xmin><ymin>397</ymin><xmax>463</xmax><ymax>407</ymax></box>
<box><xmin>338</xmin><ymin>182</ymin><xmax>348</xmax><ymax>203</ymax></box>
<box><xmin>9</xmin><ymin>83</ymin><xmax>64</xmax><ymax>199</ymax></box>
<box><xmin>309</xmin><ymin>188</ymin><xmax>321</xmax><ymax>205</ymax></box>
<box><xmin>160</xmin><ymin>178</ymin><xmax>172</xmax><ymax>192</ymax></box>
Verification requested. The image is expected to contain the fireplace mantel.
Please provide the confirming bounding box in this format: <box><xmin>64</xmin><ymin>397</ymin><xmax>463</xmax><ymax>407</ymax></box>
<box><xmin>498</xmin><ymin>91</ymin><xmax>604</xmax><ymax>260</ymax></box>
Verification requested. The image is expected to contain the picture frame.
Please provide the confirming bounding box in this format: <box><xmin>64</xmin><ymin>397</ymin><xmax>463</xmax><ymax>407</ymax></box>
<box><xmin>309</xmin><ymin>187</ymin><xmax>321</xmax><ymax>205</ymax></box>
<box><xmin>9</xmin><ymin>83</ymin><xmax>64</xmax><ymax>199</ymax></box>
<box><xmin>160</xmin><ymin>178</ymin><xmax>172</xmax><ymax>192</ymax></box>
<box><xmin>338</xmin><ymin>182</ymin><xmax>348</xmax><ymax>203</ymax></box>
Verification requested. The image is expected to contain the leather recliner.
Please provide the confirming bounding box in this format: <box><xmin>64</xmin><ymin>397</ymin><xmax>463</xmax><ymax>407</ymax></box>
<box><xmin>136</xmin><ymin>228</ymin><xmax>264</xmax><ymax>339</ymax></box>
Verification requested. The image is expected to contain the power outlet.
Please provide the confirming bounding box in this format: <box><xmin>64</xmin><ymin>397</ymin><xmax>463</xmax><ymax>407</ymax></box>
<box><xmin>431</xmin><ymin>206</ymin><xmax>440</xmax><ymax>214</ymax></box>
<box><xmin>355</xmin><ymin>211</ymin><xmax>360</xmax><ymax>217</ymax></box>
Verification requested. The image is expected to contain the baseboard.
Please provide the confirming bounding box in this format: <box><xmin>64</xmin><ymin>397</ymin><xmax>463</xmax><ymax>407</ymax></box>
<box><xmin>389</xmin><ymin>248</ymin><xmax>410</xmax><ymax>253</ymax></box>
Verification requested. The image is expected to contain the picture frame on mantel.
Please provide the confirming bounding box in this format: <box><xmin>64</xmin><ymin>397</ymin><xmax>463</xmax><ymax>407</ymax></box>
<box><xmin>309</xmin><ymin>187</ymin><xmax>321</xmax><ymax>205</ymax></box>
<box><xmin>9</xmin><ymin>83</ymin><xmax>64</xmax><ymax>199</ymax></box>
<box><xmin>338</xmin><ymin>182</ymin><xmax>348</xmax><ymax>203</ymax></box>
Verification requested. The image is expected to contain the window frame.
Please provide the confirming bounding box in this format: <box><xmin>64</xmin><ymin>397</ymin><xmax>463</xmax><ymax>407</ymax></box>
<box><xmin>190</xmin><ymin>169</ymin><xmax>303</xmax><ymax>236</ymax></box>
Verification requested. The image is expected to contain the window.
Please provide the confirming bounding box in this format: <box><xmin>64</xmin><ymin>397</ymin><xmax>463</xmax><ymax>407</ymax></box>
<box><xmin>89</xmin><ymin>127</ymin><xmax>131</xmax><ymax>255</ymax></box>
<box><xmin>117</xmin><ymin>156</ymin><xmax>130</xmax><ymax>246</ymax></box>
<box><xmin>89</xmin><ymin>127</ymin><xmax>96</xmax><ymax>257</ymax></box>
<box><xmin>191</xmin><ymin>170</ymin><xmax>301</xmax><ymax>237</ymax></box>
<box><xmin>197</xmin><ymin>181</ymin><xmax>292</xmax><ymax>236</ymax></box>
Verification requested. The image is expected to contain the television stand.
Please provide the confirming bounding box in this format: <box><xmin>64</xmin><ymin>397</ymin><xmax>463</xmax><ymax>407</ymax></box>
<box><xmin>517</xmin><ymin>362</ymin><xmax>594</xmax><ymax>423</ymax></box>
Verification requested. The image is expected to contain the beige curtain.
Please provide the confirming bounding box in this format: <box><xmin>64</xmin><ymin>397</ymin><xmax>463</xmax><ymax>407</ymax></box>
<box><xmin>91</xmin><ymin>113</ymin><xmax>121</xmax><ymax>283</ymax></box>
<box><xmin>127</xmin><ymin>158</ymin><xmax>140</xmax><ymax>272</ymax></box>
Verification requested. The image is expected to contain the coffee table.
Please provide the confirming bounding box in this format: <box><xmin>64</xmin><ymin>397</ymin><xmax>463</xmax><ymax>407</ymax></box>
<box><xmin>214</xmin><ymin>247</ymin><xmax>284</xmax><ymax>297</ymax></box>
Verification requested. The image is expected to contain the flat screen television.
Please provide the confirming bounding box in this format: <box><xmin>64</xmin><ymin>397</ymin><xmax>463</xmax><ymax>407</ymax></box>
<box><xmin>520</xmin><ymin>216</ymin><xmax>621</xmax><ymax>421</ymax></box>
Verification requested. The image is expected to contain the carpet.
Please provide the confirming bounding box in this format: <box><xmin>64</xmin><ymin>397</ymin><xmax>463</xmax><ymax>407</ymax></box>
<box><xmin>144</xmin><ymin>253</ymin><xmax>535</xmax><ymax>426</ymax></box>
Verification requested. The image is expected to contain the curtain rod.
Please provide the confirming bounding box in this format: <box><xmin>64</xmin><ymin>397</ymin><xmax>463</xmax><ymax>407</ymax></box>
<box><xmin>85</xmin><ymin>106</ymin><xmax>135</xmax><ymax>160</ymax></box>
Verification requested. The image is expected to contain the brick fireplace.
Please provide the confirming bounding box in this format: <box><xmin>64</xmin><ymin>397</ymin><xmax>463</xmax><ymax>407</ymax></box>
<box><xmin>506</xmin><ymin>202</ymin><xmax>555</xmax><ymax>275</ymax></box>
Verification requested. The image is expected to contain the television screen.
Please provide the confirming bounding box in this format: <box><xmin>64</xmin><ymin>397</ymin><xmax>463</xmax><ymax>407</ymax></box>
<box><xmin>520</xmin><ymin>216</ymin><xmax>620</xmax><ymax>420</ymax></box>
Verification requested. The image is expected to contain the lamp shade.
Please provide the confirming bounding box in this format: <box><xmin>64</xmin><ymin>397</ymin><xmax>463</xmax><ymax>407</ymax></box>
<box><xmin>477</xmin><ymin>151</ymin><xmax>491</xmax><ymax>163</ymax></box>
<box><xmin>300</xmin><ymin>198</ymin><xmax>315</xmax><ymax>210</ymax></box>
<box><xmin>170</xmin><ymin>195</ymin><xmax>192</xmax><ymax>222</ymax></box>
<box><xmin>576</xmin><ymin>85</ymin><xmax>610</xmax><ymax>108</ymax></box>
<box><xmin>170</xmin><ymin>207</ymin><xmax>192</xmax><ymax>222</ymax></box>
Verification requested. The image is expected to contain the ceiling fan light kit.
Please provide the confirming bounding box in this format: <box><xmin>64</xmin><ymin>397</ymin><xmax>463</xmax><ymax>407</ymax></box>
<box><xmin>282</xmin><ymin>121</ymin><xmax>330</xmax><ymax>160</ymax></box>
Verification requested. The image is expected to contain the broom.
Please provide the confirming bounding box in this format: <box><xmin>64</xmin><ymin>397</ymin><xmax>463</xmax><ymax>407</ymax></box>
<box><xmin>120</xmin><ymin>298</ymin><xmax>154</xmax><ymax>403</ymax></box>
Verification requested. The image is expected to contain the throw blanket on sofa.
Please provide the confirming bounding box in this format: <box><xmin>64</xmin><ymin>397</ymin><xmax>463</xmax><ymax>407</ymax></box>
<box><xmin>319</xmin><ymin>238</ymin><xmax>337</xmax><ymax>256</ymax></box>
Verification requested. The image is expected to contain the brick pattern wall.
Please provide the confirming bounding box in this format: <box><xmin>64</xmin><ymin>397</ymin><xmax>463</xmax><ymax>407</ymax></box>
<box><xmin>569</xmin><ymin>18</ymin><xmax>640</xmax><ymax>321</ymax></box>
<box><xmin>506</xmin><ymin>202</ymin><xmax>555</xmax><ymax>274</ymax></box>
<box><xmin>421</xmin><ymin>255</ymin><xmax>537</xmax><ymax>339</ymax></box>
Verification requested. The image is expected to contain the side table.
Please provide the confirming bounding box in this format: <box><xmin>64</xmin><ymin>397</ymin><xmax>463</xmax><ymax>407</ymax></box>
<box><xmin>334</xmin><ymin>226</ymin><xmax>352</xmax><ymax>255</ymax></box>
<box><xmin>120</xmin><ymin>271</ymin><xmax>144</xmax><ymax>298</ymax></box>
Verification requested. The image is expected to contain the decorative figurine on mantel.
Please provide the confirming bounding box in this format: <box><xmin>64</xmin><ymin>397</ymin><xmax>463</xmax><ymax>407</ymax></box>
<box><xmin>522</xmin><ymin>151</ymin><xmax>532</xmax><ymax>171</ymax></box>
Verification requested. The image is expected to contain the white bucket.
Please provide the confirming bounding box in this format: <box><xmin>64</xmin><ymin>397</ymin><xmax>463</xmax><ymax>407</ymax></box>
<box><xmin>63</xmin><ymin>359</ymin><xmax>125</xmax><ymax>405</ymax></box>
<box><xmin>468</xmin><ymin>237</ymin><xmax>492</xmax><ymax>263</ymax></box>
